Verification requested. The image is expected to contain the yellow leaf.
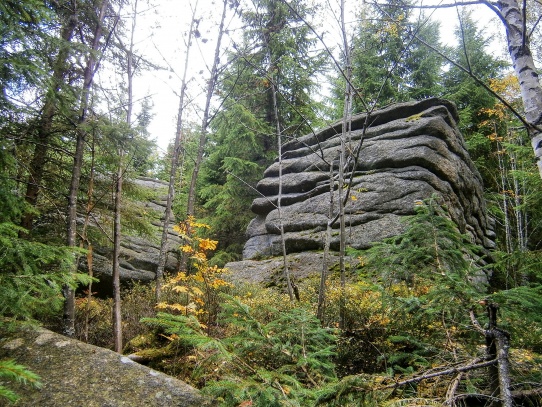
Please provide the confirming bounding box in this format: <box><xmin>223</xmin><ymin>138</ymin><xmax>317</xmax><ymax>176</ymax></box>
<box><xmin>168</xmin><ymin>303</ymin><xmax>187</xmax><ymax>312</ymax></box>
<box><xmin>172</xmin><ymin>285</ymin><xmax>189</xmax><ymax>293</ymax></box>
<box><xmin>198</xmin><ymin>238</ymin><xmax>218</xmax><ymax>251</ymax></box>
<box><xmin>191</xmin><ymin>287</ymin><xmax>204</xmax><ymax>296</ymax></box>
<box><xmin>191</xmin><ymin>252</ymin><xmax>207</xmax><ymax>262</ymax></box>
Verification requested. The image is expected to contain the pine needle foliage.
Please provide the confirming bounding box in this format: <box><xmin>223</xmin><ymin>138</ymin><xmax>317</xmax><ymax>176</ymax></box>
<box><xmin>352</xmin><ymin>196</ymin><xmax>488</xmax><ymax>374</ymax></box>
<box><xmin>0</xmin><ymin>222</ymin><xmax>91</xmax><ymax>320</ymax></box>
<box><xmin>143</xmin><ymin>295</ymin><xmax>338</xmax><ymax>406</ymax></box>
<box><xmin>361</xmin><ymin>196</ymin><xmax>487</xmax><ymax>313</ymax></box>
<box><xmin>0</xmin><ymin>359</ymin><xmax>41</xmax><ymax>404</ymax></box>
<box><xmin>0</xmin><ymin>142</ymin><xmax>92</xmax><ymax>321</ymax></box>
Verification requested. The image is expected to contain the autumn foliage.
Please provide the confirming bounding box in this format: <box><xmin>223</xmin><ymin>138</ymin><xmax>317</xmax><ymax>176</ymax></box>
<box><xmin>157</xmin><ymin>216</ymin><xmax>232</xmax><ymax>329</ymax></box>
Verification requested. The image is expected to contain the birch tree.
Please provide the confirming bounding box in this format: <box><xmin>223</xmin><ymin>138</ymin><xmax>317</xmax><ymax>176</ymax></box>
<box><xmin>391</xmin><ymin>0</ymin><xmax>542</xmax><ymax>179</ymax></box>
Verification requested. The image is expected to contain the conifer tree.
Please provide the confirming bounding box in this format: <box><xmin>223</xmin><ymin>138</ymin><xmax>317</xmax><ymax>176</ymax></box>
<box><xmin>200</xmin><ymin>0</ymin><xmax>326</xmax><ymax>257</ymax></box>
<box><xmin>331</xmin><ymin>0</ymin><xmax>444</xmax><ymax>115</ymax></box>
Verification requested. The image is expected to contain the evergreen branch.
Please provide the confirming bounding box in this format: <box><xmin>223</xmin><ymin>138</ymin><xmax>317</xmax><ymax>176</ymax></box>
<box><xmin>231</xmin><ymin>46</ymin><xmax>330</xmax><ymax>166</ymax></box>
<box><xmin>0</xmin><ymin>359</ymin><xmax>42</xmax><ymax>403</ymax></box>
<box><xmin>0</xmin><ymin>360</ymin><xmax>41</xmax><ymax>387</ymax></box>
<box><xmin>276</xmin><ymin>0</ymin><xmax>370</xmax><ymax>112</ymax></box>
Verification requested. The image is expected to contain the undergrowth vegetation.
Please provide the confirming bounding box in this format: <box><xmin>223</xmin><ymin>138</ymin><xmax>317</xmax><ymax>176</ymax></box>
<box><xmin>67</xmin><ymin>203</ymin><xmax>542</xmax><ymax>406</ymax></box>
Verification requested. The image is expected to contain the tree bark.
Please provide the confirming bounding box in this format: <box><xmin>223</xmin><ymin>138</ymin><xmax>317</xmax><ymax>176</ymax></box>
<box><xmin>63</xmin><ymin>0</ymin><xmax>109</xmax><ymax>337</ymax></box>
<box><xmin>317</xmin><ymin>164</ymin><xmax>335</xmax><ymax>322</ymax></box>
<box><xmin>112</xmin><ymin>163</ymin><xmax>124</xmax><ymax>352</ymax></box>
<box><xmin>497</xmin><ymin>0</ymin><xmax>542</xmax><ymax>179</ymax></box>
<box><xmin>82</xmin><ymin>137</ymin><xmax>96</xmax><ymax>343</ymax></box>
<box><xmin>21</xmin><ymin>9</ymin><xmax>78</xmax><ymax>234</ymax></box>
<box><xmin>111</xmin><ymin>0</ymin><xmax>139</xmax><ymax>353</ymax></box>
<box><xmin>186</xmin><ymin>0</ymin><xmax>228</xmax><ymax>217</ymax></box>
<box><xmin>338</xmin><ymin>0</ymin><xmax>352</xmax><ymax>330</ymax></box>
<box><xmin>155</xmin><ymin>8</ymin><xmax>197</xmax><ymax>301</ymax></box>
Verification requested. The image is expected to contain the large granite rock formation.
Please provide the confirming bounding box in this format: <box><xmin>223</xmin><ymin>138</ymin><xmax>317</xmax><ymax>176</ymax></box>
<box><xmin>0</xmin><ymin>324</ymin><xmax>213</xmax><ymax>406</ymax></box>
<box><xmin>242</xmin><ymin>98</ymin><xmax>495</xmax><ymax>261</ymax></box>
<box><xmin>80</xmin><ymin>177</ymin><xmax>181</xmax><ymax>295</ymax></box>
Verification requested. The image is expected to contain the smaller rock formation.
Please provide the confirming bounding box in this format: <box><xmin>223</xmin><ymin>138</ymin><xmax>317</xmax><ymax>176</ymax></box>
<box><xmin>80</xmin><ymin>177</ymin><xmax>182</xmax><ymax>295</ymax></box>
<box><xmin>242</xmin><ymin>98</ymin><xmax>495</xmax><ymax>260</ymax></box>
<box><xmin>0</xmin><ymin>324</ymin><xmax>213</xmax><ymax>406</ymax></box>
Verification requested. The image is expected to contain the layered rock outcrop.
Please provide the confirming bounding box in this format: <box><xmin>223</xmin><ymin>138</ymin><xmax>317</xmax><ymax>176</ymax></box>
<box><xmin>243</xmin><ymin>98</ymin><xmax>495</xmax><ymax>260</ymax></box>
<box><xmin>79</xmin><ymin>177</ymin><xmax>181</xmax><ymax>295</ymax></box>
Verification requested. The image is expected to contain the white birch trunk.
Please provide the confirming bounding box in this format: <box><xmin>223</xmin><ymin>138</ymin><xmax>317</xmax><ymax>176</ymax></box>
<box><xmin>498</xmin><ymin>0</ymin><xmax>542</xmax><ymax>179</ymax></box>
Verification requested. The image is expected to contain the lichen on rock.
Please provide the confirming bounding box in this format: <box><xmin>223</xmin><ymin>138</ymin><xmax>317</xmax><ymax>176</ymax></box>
<box><xmin>241</xmin><ymin>98</ymin><xmax>495</xmax><ymax>261</ymax></box>
<box><xmin>0</xmin><ymin>324</ymin><xmax>214</xmax><ymax>406</ymax></box>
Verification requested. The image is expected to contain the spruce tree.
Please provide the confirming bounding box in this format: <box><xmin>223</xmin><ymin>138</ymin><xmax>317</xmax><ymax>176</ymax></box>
<box><xmin>442</xmin><ymin>10</ymin><xmax>507</xmax><ymax>180</ymax></box>
<box><xmin>200</xmin><ymin>0</ymin><xmax>327</xmax><ymax>259</ymax></box>
<box><xmin>332</xmin><ymin>0</ymin><xmax>444</xmax><ymax>115</ymax></box>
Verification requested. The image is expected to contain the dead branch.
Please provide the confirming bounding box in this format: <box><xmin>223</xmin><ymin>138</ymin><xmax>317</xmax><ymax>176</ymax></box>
<box><xmin>380</xmin><ymin>359</ymin><xmax>497</xmax><ymax>390</ymax></box>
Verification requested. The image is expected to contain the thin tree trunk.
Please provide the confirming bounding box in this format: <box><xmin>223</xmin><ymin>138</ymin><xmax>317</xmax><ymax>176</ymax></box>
<box><xmin>111</xmin><ymin>0</ymin><xmax>138</xmax><ymax>353</ymax></box>
<box><xmin>21</xmin><ymin>10</ymin><xmax>78</xmax><ymax>234</ymax></box>
<box><xmin>112</xmin><ymin>162</ymin><xmax>124</xmax><ymax>352</ymax></box>
<box><xmin>317</xmin><ymin>164</ymin><xmax>335</xmax><ymax>322</ymax></box>
<box><xmin>338</xmin><ymin>0</ymin><xmax>352</xmax><ymax>330</ymax></box>
<box><xmin>509</xmin><ymin>146</ymin><xmax>526</xmax><ymax>251</ymax></box>
<box><xmin>155</xmin><ymin>6</ymin><xmax>198</xmax><ymax>301</ymax></box>
<box><xmin>262</xmin><ymin>20</ymin><xmax>295</xmax><ymax>301</ymax></box>
<box><xmin>275</xmin><ymin>88</ymin><xmax>295</xmax><ymax>302</ymax></box>
<box><xmin>495</xmin><ymin>330</ymin><xmax>513</xmax><ymax>407</ymax></box>
<box><xmin>497</xmin><ymin>139</ymin><xmax>513</xmax><ymax>254</ymax></box>
<box><xmin>63</xmin><ymin>0</ymin><xmax>109</xmax><ymax>337</ymax></box>
<box><xmin>82</xmin><ymin>136</ymin><xmax>96</xmax><ymax>343</ymax></box>
<box><xmin>186</xmin><ymin>0</ymin><xmax>227</xmax><ymax>217</ymax></box>
<box><xmin>485</xmin><ymin>303</ymin><xmax>513</xmax><ymax>407</ymax></box>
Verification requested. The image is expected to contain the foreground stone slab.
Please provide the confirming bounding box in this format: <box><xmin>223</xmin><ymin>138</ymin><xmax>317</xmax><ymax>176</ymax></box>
<box><xmin>0</xmin><ymin>324</ymin><xmax>214</xmax><ymax>407</ymax></box>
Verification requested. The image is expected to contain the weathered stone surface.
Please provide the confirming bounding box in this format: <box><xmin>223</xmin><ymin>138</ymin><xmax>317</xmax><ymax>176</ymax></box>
<box><xmin>81</xmin><ymin>177</ymin><xmax>181</xmax><ymax>295</ymax></box>
<box><xmin>225</xmin><ymin>252</ymin><xmax>359</xmax><ymax>285</ymax></box>
<box><xmin>241</xmin><ymin>98</ymin><xmax>495</xmax><ymax>260</ymax></box>
<box><xmin>0</xmin><ymin>324</ymin><xmax>214</xmax><ymax>406</ymax></box>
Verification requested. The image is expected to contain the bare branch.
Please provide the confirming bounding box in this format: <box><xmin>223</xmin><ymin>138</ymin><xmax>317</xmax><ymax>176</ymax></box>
<box><xmin>277</xmin><ymin>0</ymin><xmax>370</xmax><ymax>112</ymax></box>
<box><xmin>380</xmin><ymin>359</ymin><xmax>497</xmax><ymax>389</ymax></box>
<box><xmin>376</xmin><ymin>0</ymin><xmax>508</xmax><ymax>28</ymax></box>
<box><xmin>412</xmin><ymin>33</ymin><xmax>533</xmax><ymax>130</ymax></box>
<box><xmin>469</xmin><ymin>308</ymin><xmax>487</xmax><ymax>334</ymax></box>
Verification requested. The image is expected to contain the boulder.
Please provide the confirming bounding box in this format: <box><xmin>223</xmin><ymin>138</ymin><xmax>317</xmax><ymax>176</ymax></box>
<box><xmin>0</xmin><ymin>324</ymin><xmax>214</xmax><ymax>406</ymax></box>
<box><xmin>241</xmin><ymin>98</ymin><xmax>495</xmax><ymax>260</ymax></box>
